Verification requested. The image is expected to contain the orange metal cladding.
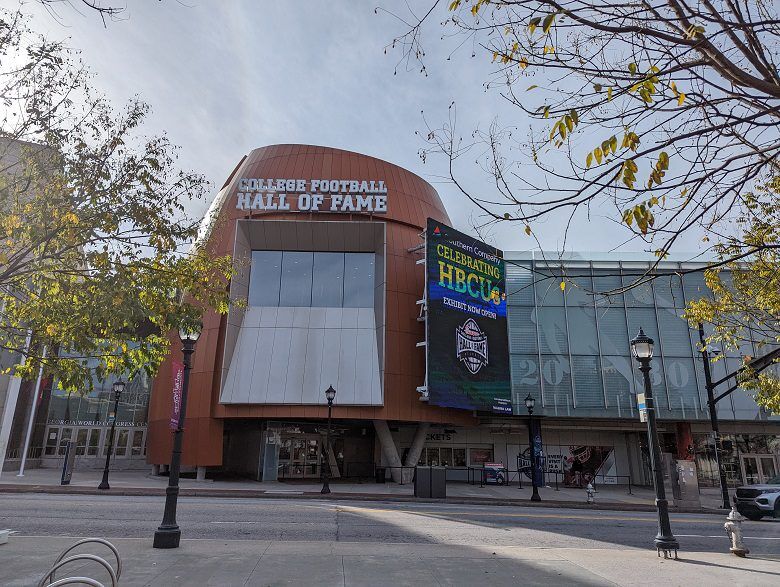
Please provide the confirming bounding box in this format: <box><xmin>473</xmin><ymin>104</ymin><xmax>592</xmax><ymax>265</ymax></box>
<box><xmin>147</xmin><ymin>145</ymin><xmax>477</xmax><ymax>467</ymax></box>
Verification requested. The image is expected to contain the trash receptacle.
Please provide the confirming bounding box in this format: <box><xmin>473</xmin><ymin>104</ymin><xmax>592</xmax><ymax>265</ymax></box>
<box><xmin>414</xmin><ymin>466</ymin><xmax>446</xmax><ymax>498</ymax></box>
<box><xmin>375</xmin><ymin>467</ymin><xmax>386</xmax><ymax>483</ymax></box>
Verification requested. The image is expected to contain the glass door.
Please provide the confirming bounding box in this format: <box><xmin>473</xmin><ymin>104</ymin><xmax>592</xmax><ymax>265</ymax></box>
<box><xmin>290</xmin><ymin>438</ymin><xmax>306</xmax><ymax>478</ymax></box>
<box><xmin>759</xmin><ymin>457</ymin><xmax>777</xmax><ymax>481</ymax></box>
<box><xmin>305</xmin><ymin>437</ymin><xmax>320</xmax><ymax>478</ymax></box>
<box><xmin>741</xmin><ymin>454</ymin><xmax>779</xmax><ymax>484</ymax></box>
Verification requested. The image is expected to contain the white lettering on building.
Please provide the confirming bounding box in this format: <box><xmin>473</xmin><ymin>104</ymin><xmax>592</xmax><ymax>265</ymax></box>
<box><xmin>236</xmin><ymin>178</ymin><xmax>389</xmax><ymax>213</ymax></box>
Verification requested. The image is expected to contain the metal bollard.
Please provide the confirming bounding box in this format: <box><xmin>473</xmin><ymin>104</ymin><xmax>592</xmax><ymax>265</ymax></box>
<box><xmin>586</xmin><ymin>482</ymin><xmax>595</xmax><ymax>504</ymax></box>
<box><xmin>724</xmin><ymin>504</ymin><xmax>749</xmax><ymax>557</ymax></box>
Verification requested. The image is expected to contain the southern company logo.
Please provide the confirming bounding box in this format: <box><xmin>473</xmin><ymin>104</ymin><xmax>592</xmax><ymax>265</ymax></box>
<box><xmin>456</xmin><ymin>318</ymin><xmax>488</xmax><ymax>374</ymax></box>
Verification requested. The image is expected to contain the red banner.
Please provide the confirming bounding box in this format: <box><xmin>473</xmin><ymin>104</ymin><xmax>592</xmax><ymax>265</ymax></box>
<box><xmin>170</xmin><ymin>360</ymin><xmax>184</xmax><ymax>430</ymax></box>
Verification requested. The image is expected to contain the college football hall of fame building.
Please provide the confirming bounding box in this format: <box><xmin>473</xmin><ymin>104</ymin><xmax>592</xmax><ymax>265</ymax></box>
<box><xmin>19</xmin><ymin>144</ymin><xmax>775</xmax><ymax>495</ymax></box>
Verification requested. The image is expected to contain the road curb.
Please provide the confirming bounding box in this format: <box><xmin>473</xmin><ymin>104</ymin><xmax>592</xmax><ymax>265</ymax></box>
<box><xmin>0</xmin><ymin>483</ymin><xmax>725</xmax><ymax>515</ymax></box>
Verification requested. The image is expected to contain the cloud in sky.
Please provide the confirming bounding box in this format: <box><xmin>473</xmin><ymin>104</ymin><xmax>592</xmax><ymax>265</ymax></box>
<box><xmin>12</xmin><ymin>0</ymin><xmax>708</xmax><ymax>255</ymax></box>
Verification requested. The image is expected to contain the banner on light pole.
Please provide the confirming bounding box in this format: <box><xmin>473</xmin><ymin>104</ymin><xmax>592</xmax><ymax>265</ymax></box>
<box><xmin>170</xmin><ymin>360</ymin><xmax>184</xmax><ymax>430</ymax></box>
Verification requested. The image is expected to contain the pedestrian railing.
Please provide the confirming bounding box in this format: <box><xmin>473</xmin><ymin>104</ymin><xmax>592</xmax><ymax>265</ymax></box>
<box><xmin>38</xmin><ymin>538</ymin><xmax>121</xmax><ymax>587</ymax></box>
<box><xmin>4</xmin><ymin>446</ymin><xmax>43</xmax><ymax>460</ymax></box>
<box><xmin>273</xmin><ymin>461</ymin><xmax>643</xmax><ymax>495</ymax></box>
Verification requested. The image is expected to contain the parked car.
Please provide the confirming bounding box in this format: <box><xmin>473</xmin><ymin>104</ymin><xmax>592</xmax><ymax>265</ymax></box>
<box><xmin>734</xmin><ymin>476</ymin><xmax>780</xmax><ymax>520</ymax></box>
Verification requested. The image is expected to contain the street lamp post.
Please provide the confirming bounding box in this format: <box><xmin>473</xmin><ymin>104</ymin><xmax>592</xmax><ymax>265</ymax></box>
<box><xmin>631</xmin><ymin>328</ymin><xmax>680</xmax><ymax>558</ymax></box>
<box><xmin>525</xmin><ymin>393</ymin><xmax>541</xmax><ymax>502</ymax></box>
<box><xmin>153</xmin><ymin>321</ymin><xmax>201</xmax><ymax>549</ymax></box>
<box><xmin>98</xmin><ymin>379</ymin><xmax>125</xmax><ymax>490</ymax></box>
<box><xmin>321</xmin><ymin>385</ymin><xmax>336</xmax><ymax>495</ymax></box>
<box><xmin>697</xmin><ymin>324</ymin><xmax>731</xmax><ymax>510</ymax></box>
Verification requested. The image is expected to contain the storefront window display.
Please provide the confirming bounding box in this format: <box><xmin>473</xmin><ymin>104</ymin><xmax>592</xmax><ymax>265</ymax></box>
<box><xmin>469</xmin><ymin>448</ymin><xmax>494</xmax><ymax>466</ymax></box>
<box><xmin>693</xmin><ymin>433</ymin><xmax>780</xmax><ymax>487</ymax></box>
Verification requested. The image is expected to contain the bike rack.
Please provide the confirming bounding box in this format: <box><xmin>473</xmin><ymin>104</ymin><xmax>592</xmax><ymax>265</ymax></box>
<box><xmin>38</xmin><ymin>538</ymin><xmax>121</xmax><ymax>587</ymax></box>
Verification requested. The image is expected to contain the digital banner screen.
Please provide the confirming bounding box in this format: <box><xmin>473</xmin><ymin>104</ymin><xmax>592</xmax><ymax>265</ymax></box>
<box><xmin>426</xmin><ymin>218</ymin><xmax>512</xmax><ymax>414</ymax></box>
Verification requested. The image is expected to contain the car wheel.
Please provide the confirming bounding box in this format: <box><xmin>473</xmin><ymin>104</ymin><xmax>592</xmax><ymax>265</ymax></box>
<box><xmin>774</xmin><ymin>499</ymin><xmax>780</xmax><ymax>519</ymax></box>
<box><xmin>744</xmin><ymin>512</ymin><xmax>763</xmax><ymax>521</ymax></box>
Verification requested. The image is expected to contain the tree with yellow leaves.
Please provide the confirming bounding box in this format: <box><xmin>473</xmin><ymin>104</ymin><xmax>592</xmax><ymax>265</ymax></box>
<box><xmin>684</xmin><ymin>177</ymin><xmax>780</xmax><ymax>412</ymax></box>
<box><xmin>390</xmin><ymin>1</ymin><xmax>780</xmax><ymax>271</ymax></box>
<box><xmin>0</xmin><ymin>9</ymin><xmax>232</xmax><ymax>391</ymax></box>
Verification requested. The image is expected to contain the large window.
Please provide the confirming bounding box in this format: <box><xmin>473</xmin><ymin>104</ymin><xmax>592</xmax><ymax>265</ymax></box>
<box><xmin>312</xmin><ymin>253</ymin><xmax>344</xmax><ymax>307</ymax></box>
<box><xmin>505</xmin><ymin>259</ymin><xmax>770</xmax><ymax>421</ymax></box>
<box><xmin>248</xmin><ymin>251</ymin><xmax>282</xmax><ymax>306</ymax></box>
<box><xmin>249</xmin><ymin>251</ymin><xmax>376</xmax><ymax>308</ymax></box>
<box><xmin>281</xmin><ymin>252</ymin><xmax>314</xmax><ymax>307</ymax></box>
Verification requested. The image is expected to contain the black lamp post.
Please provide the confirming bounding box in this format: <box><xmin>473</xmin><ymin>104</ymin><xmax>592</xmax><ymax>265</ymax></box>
<box><xmin>98</xmin><ymin>379</ymin><xmax>125</xmax><ymax>490</ymax></box>
<box><xmin>697</xmin><ymin>324</ymin><xmax>731</xmax><ymax>510</ymax></box>
<box><xmin>153</xmin><ymin>321</ymin><xmax>201</xmax><ymax>549</ymax></box>
<box><xmin>631</xmin><ymin>327</ymin><xmax>680</xmax><ymax>558</ymax></box>
<box><xmin>321</xmin><ymin>385</ymin><xmax>336</xmax><ymax>495</ymax></box>
<box><xmin>525</xmin><ymin>393</ymin><xmax>541</xmax><ymax>502</ymax></box>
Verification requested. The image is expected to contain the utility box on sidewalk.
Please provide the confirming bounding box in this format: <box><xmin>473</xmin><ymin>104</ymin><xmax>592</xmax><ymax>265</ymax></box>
<box><xmin>414</xmin><ymin>466</ymin><xmax>446</xmax><ymax>498</ymax></box>
<box><xmin>672</xmin><ymin>459</ymin><xmax>701</xmax><ymax>508</ymax></box>
<box><xmin>661</xmin><ymin>453</ymin><xmax>701</xmax><ymax>508</ymax></box>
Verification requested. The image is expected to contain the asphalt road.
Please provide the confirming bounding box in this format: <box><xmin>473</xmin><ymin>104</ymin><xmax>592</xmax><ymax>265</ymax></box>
<box><xmin>1</xmin><ymin>493</ymin><xmax>778</xmax><ymax>555</ymax></box>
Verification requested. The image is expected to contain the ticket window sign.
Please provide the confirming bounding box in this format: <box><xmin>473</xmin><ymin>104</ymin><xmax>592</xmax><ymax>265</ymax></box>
<box><xmin>637</xmin><ymin>393</ymin><xmax>647</xmax><ymax>423</ymax></box>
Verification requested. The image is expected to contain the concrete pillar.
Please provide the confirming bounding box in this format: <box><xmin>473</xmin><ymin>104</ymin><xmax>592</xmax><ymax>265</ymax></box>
<box><xmin>402</xmin><ymin>423</ymin><xmax>429</xmax><ymax>483</ymax></box>
<box><xmin>373</xmin><ymin>420</ymin><xmax>403</xmax><ymax>483</ymax></box>
<box><xmin>151</xmin><ymin>464</ymin><xmax>160</xmax><ymax>476</ymax></box>
<box><xmin>326</xmin><ymin>442</ymin><xmax>341</xmax><ymax>479</ymax></box>
<box><xmin>196</xmin><ymin>466</ymin><xmax>206</xmax><ymax>481</ymax></box>
<box><xmin>0</xmin><ymin>377</ymin><xmax>23</xmax><ymax>480</ymax></box>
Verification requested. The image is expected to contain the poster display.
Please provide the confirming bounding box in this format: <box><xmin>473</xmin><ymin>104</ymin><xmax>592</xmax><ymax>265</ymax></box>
<box><xmin>425</xmin><ymin>218</ymin><xmax>512</xmax><ymax>414</ymax></box>
<box><xmin>547</xmin><ymin>445</ymin><xmax>617</xmax><ymax>487</ymax></box>
<box><xmin>518</xmin><ymin>444</ymin><xmax>617</xmax><ymax>487</ymax></box>
<box><xmin>169</xmin><ymin>360</ymin><xmax>184</xmax><ymax>430</ymax></box>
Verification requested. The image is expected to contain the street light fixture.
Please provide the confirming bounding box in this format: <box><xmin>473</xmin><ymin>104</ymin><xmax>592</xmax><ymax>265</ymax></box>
<box><xmin>631</xmin><ymin>327</ymin><xmax>680</xmax><ymax>558</ymax></box>
<box><xmin>97</xmin><ymin>379</ymin><xmax>125</xmax><ymax>490</ymax></box>
<box><xmin>698</xmin><ymin>324</ymin><xmax>735</xmax><ymax>510</ymax></box>
<box><xmin>321</xmin><ymin>385</ymin><xmax>336</xmax><ymax>495</ymax></box>
<box><xmin>524</xmin><ymin>393</ymin><xmax>541</xmax><ymax>502</ymax></box>
<box><xmin>153</xmin><ymin>320</ymin><xmax>202</xmax><ymax>549</ymax></box>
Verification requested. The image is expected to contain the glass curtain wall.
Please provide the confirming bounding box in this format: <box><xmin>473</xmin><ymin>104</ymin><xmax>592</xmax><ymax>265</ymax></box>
<box><xmin>248</xmin><ymin>251</ymin><xmax>375</xmax><ymax>308</ymax></box>
<box><xmin>506</xmin><ymin>259</ymin><xmax>774</xmax><ymax>421</ymax></box>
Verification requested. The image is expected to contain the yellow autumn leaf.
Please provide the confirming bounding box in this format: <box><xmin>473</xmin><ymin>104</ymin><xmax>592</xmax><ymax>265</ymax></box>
<box><xmin>678</xmin><ymin>92</ymin><xmax>686</xmax><ymax>106</ymax></box>
<box><xmin>559</xmin><ymin>281</ymin><xmax>566</xmax><ymax>291</ymax></box>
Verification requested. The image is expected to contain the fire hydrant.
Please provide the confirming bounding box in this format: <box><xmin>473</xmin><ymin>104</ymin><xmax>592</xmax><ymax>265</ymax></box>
<box><xmin>724</xmin><ymin>504</ymin><xmax>749</xmax><ymax>557</ymax></box>
<box><xmin>586</xmin><ymin>482</ymin><xmax>595</xmax><ymax>504</ymax></box>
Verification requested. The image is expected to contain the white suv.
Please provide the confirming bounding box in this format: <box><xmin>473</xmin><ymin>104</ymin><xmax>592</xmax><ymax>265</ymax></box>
<box><xmin>735</xmin><ymin>475</ymin><xmax>780</xmax><ymax>521</ymax></box>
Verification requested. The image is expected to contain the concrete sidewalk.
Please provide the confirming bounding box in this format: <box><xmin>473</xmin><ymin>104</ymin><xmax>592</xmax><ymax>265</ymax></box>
<box><xmin>0</xmin><ymin>467</ymin><xmax>727</xmax><ymax>512</ymax></box>
<box><xmin>2</xmin><ymin>536</ymin><xmax>778</xmax><ymax>586</ymax></box>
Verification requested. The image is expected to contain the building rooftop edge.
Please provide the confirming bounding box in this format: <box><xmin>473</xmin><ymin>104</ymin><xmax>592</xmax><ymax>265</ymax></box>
<box><xmin>503</xmin><ymin>250</ymin><xmax>717</xmax><ymax>265</ymax></box>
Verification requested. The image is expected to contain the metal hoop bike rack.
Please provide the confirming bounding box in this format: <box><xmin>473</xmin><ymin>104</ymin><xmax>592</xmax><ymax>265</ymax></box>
<box><xmin>37</xmin><ymin>538</ymin><xmax>122</xmax><ymax>587</ymax></box>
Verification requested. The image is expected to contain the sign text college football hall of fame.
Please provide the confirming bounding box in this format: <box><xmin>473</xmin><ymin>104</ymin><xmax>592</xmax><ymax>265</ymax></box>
<box><xmin>425</xmin><ymin>218</ymin><xmax>512</xmax><ymax>414</ymax></box>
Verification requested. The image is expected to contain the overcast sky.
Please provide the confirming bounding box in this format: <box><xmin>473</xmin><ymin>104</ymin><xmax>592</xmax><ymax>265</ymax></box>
<box><xmin>9</xmin><ymin>0</ymin><xmax>709</xmax><ymax>256</ymax></box>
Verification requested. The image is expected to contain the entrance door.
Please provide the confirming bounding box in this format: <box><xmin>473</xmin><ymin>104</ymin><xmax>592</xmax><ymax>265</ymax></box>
<box><xmin>280</xmin><ymin>435</ymin><xmax>321</xmax><ymax>479</ymax></box>
<box><xmin>740</xmin><ymin>454</ymin><xmax>778</xmax><ymax>484</ymax></box>
<box><xmin>290</xmin><ymin>438</ymin><xmax>307</xmax><ymax>478</ymax></box>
